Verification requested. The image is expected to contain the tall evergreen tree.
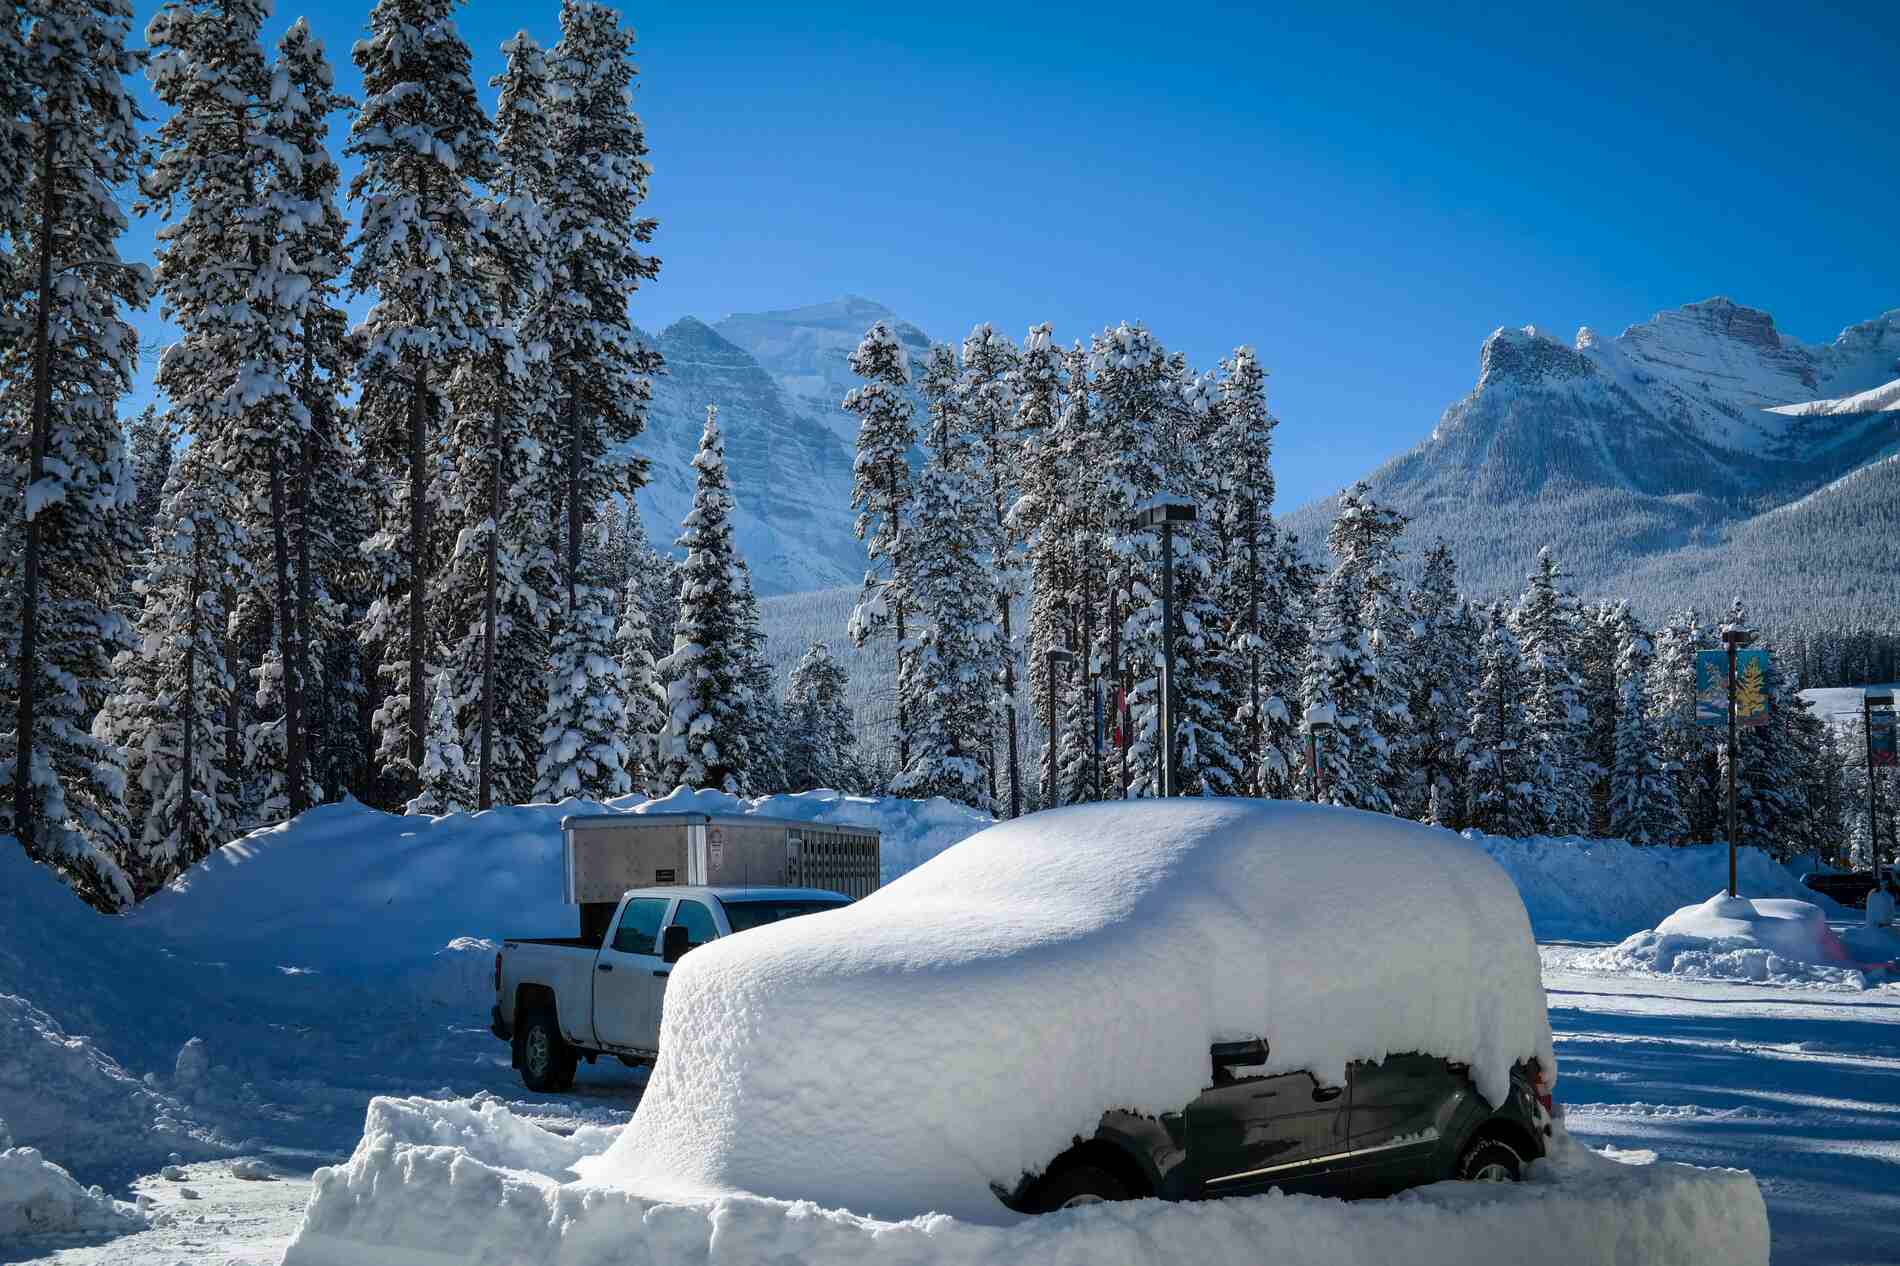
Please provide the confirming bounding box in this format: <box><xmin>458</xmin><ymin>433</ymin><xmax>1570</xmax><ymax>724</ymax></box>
<box><xmin>784</xmin><ymin>641</ymin><xmax>856</xmax><ymax>793</ymax></box>
<box><xmin>1208</xmin><ymin>346</ymin><xmax>1281</xmax><ymax>795</ymax></box>
<box><xmin>1465</xmin><ymin>604</ymin><xmax>1534</xmax><ymax>834</ymax></box>
<box><xmin>544</xmin><ymin>0</ymin><xmax>659</xmax><ymax>613</ymax></box>
<box><xmin>121</xmin><ymin>405</ymin><xmax>175</xmax><ymax>608</ymax></box>
<box><xmin>535</xmin><ymin>517</ymin><xmax>631</xmax><ymax>801</ymax></box>
<box><xmin>1649</xmin><ymin>608</ymin><xmax>1713</xmax><ymax>844</ymax></box>
<box><xmin>1607</xmin><ymin>606</ymin><xmax>1684</xmax><ymax>843</ymax></box>
<box><xmin>890</xmin><ymin>347</ymin><xmax>995</xmax><ymax>809</ymax></box>
<box><xmin>959</xmin><ymin>322</ymin><xmax>1025</xmax><ymax>816</ymax></box>
<box><xmin>1511</xmin><ymin>548</ymin><xmax>1588</xmax><ymax>835</ymax></box>
<box><xmin>347</xmin><ymin>0</ymin><xmax>499</xmax><ymax>800</ymax></box>
<box><xmin>1301</xmin><ymin>484</ymin><xmax>1403</xmax><ymax>810</ymax></box>
<box><xmin>615</xmin><ymin>572</ymin><xmax>664</xmax><ymax>793</ymax></box>
<box><xmin>844</xmin><ymin>321</ymin><xmax>917</xmax><ymax>784</ymax></box>
<box><xmin>3</xmin><ymin>0</ymin><xmax>148</xmax><ymax>907</ymax></box>
<box><xmin>1406</xmin><ymin>542</ymin><xmax>1470</xmax><ymax>822</ymax></box>
<box><xmin>657</xmin><ymin>407</ymin><xmax>750</xmax><ymax>793</ymax></box>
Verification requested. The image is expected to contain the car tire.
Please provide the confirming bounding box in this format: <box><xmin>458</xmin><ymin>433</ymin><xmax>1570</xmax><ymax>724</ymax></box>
<box><xmin>1458</xmin><ymin>1136</ymin><xmax>1524</xmax><ymax>1183</ymax></box>
<box><xmin>1031</xmin><ymin>1163</ymin><xmax>1133</xmax><ymax>1212</ymax></box>
<box><xmin>517</xmin><ymin>1010</ymin><xmax>576</xmax><ymax>1094</ymax></box>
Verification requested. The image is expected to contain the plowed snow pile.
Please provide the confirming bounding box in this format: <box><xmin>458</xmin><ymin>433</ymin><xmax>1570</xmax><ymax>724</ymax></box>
<box><xmin>599</xmin><ymin>801</ymin><xmax>1553</xmax><ymax>1220</ymax></box>
<box><xmin>284</xmin><ymin>1095</ymin><xmax>1770</xmax><ymax>1266</ymax></box>
<box><xmin>1586</xmin><ymin>893</ymin><xmax>1900</xmax><ymax>988</ymax></box>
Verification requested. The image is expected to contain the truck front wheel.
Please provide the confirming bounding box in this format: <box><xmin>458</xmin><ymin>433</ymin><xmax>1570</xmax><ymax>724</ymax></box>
<box><xmin>517</xmin><ymin>1010</ymin><xmax>578</xmax><ymax>1093</ymax></box>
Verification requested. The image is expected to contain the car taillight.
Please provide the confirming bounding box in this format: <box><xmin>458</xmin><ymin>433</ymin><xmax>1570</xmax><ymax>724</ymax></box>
<box><xmin>493</xmin><ymin>951</ymin><xmax>502</xmax><ymax>994</ymax></box>
<box><xmin>1535</xmin><ymin>1088</ymin><xmax>1554</xmax><ymax>1114</ymax></box>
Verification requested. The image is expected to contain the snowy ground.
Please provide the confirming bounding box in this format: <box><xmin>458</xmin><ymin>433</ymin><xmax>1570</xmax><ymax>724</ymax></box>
<box><xmin>3</xmin><ymin>799</ymin><xmax>1894</xmax><ymax>1263</ymax></box>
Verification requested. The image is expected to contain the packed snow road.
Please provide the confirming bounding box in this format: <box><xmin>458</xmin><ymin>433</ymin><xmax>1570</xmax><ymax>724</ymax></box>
<box><xmin>6</xmin><ymin>950</ymin><xmax>1892</xmax><ymax>1264</ymax></box>
<box><xmin>1543</xmin><ymin>943</ymin><xmax>1900</xmax><ymax>1266</ymax></box>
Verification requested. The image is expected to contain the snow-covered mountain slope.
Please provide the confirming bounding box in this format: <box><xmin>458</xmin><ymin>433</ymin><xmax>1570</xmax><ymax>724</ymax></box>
<box><xmin>1284</xmin><ymin>299</ymin><xmax>1900</xmax><ymax>623</ymax></box>
<box><xmin>623</xmin><ymin>298</ymin><xmax>935</xmax><ymax>597</ymax></box>
<box><xmin>713</xmin><ymin>296</ymin><xmax>932</xmax><ymax>448</ymax></box>
<box><xmin>628</xmin><ymin>317</ymin><xmax>867</xmax><ymax>596</ymax></box>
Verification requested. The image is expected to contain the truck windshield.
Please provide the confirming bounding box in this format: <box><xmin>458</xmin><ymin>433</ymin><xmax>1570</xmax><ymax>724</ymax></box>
<box><xmin>718</xmin><ymin>898</ymin><xmax>849</xmax><ymax>934</ymax></box>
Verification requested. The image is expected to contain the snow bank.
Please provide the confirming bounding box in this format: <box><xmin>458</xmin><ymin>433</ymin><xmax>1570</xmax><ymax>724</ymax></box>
<box><xmin>1587</xmin><ymin>892</ymin><xmax>1900</xmax><ymax>987</ymax></box>
<box><xmin>285</xmin><ymin>1097</ymin><xmax>1769</xmax><ymax>1266</ymax></box>
<box><xmin>1470</xmin><ymin>833</ymin><xmax>1838</xmax><ymax>940</ymax></box>
<box><xmin>0</xmin><ymin>1143</ymin><xmax>146</xmax><ymax>1239</ymax></box>
<box><xmin>596</xmin><ymin>800</ymin><xmax>1553</xmax><ymax>1221</ymax></box>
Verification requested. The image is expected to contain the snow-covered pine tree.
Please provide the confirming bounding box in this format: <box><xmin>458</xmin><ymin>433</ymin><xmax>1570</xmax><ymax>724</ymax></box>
<box><xmin>535</xmin><ymin>517</ymin><xmax>631</xmax><ymax>802</ymax></box>
<box><xmin>890</xmin><ymin>346</ymin><xmax>996</xmax><ymax>809</ymax></box>
<box><xmin>407</xmin><ymin>665</ymin><xmax>476</xmax><ymax>815</ymax></box>
<box><xmin>657</xmin><ymin>407</ymin><xmax>750</xmax><ymax>794</ymax></box>
<box><xmin>1258</xmin><ymin>532</ymin><xmax>1322</xmax><ymax>800</ymax></box>
<box><xmin>271</xmin><ymin>18</ymin><xmax>360</xmax><ymax>808</ymax></box>
<box><xmin>1510</xmin><ymin>547</ymin><xmax>1588</xmax><ymax>835</ymax></box>
<box><xmin>91</xmin><ymin>440</ymin><xmax>240</xmax><ymax>896</ymax></box>
<box><xmin>843</xmin><ymin>321</ymin><xmax>917</xmax><ymax>783</ymax></box>
<box><xmin>1208</xmin><ymin>346</ymin><xmax>1283</xmax><ymax>796</ymax></box>
<box><xmin>615</xmin><ymin>574</ymin><xmax>664</xmax><ymax>792</ymax></box>
<box><xmin>2</xmin><ymin>0</ymin><xmax>149</xmax><ymax>907</ymax></box>
<box><xmin>1648</xmin><ymin>608</ymin><xmax>1712</xmax><ymax>844</ymax></box>
<box><xmin>959</xmin><ymin>323</ymin><xmax>1026</xmax><ymax>815</ymax></box>
<box><xmin>1333</xmin><ymin>483</ymin><xmax>1410</xmax><ymax>810</ymax></box>
<box><xmin>784</xmin><ymin>641</ymin><xmax>857</xmax><ymax>793</ymax></box>
<box><xmin>1607</xmin><ymin>606</ymin><xmax>1684</xmax><ymax>844</ymax></box>
<box><xmin>545</xmin><ymin>0</ymin><xmax>659</xmax><ymax>612</ymax></box>
<box><xmin>1464</xmin><ymin>604</ymin><xmax>1535</xmax><ymax>835</ymax></box>
<box><xmin>347</xmin><ymin>0</ymin><xmax>499</xmax><ymax>801</ymax></box>
<box><xmin>733</xmin><ymin>556</ymin><xmax>789</xmax><ymax>795</ymax></box>
<box><xmin>1406</xmin><ymin>541</ymin><xmax>1470</xmax><ymax>823</ymax></box>
<box><xmin>120</xmin><ymin>405</ymin><xmax>176</xmax><ymax>610</ymax></box>
<box><xmin>1575</xmin><ymin>600</ymin><xmax>1623</xmax><ymax>834</ymax></box>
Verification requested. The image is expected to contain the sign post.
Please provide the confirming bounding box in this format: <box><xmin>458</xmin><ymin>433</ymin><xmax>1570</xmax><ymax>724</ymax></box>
<box><xmin>1867</xmin><ymin>691</ymin><xmax>1895</xmax><ymax>891</ymax></box>
<box><xmin>1699</xmin><ymin>634</ymin><xmax>1760</xmax><ymax>898</ymax></box>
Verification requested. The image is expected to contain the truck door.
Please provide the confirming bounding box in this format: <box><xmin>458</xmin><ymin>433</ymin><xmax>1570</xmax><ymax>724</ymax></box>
<box><xmin>592</xmin><ymin>897</ymin><xmax>670</xmax><ymax>1052</ymax></box>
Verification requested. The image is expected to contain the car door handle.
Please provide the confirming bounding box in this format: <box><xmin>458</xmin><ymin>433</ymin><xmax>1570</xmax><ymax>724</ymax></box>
<box><xmin>652</xmin><ymin>969</ymin><xmax>670</xmax><ymax>978</ymax></box>
<box><xmin>1312</xmin><ymin>1086</ymin><xmax>1344</xmax><ymax>1102</ymax></box>
<box><xmin>597</xmin><ymin>963</ymin><xmax>613</xmax><ymax>972</ymax></box>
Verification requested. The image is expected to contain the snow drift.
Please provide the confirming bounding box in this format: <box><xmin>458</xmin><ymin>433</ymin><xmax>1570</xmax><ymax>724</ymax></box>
<box><xmin>1587</xmin><ymin>893</ymin><xmax>1900</xmax><ymax>988</ymax></box>
<box><xmin>285</xmin><ymin>1095</ymin><xmax>1769</xmax><ymax>1266</ymax></box>
<box><xmin>593</xmin><ymin>800</ymin><xmax>1555</xmax><ymax>1221</ymax></box>
<box><xmin>0</xmin><ymin>1140</ymin><xmax>146</xmax><ymax>1239</ymax></box>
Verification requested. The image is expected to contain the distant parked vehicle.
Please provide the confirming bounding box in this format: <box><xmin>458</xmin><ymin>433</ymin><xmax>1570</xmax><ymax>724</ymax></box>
<box><xmin>1800</xmin><ymin>869</ymin><xmax>1897</xmax><ymax>910</ymax></box>
<box><xmin>493</xmin><ymin>884</ymin><xmax>853</xmax><ymax>1092</ymax></box>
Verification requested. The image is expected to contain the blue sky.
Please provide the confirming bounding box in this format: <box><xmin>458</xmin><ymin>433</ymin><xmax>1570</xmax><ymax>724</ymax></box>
<box><xmin>119</xmin><ymin>0</ymin><xmax>1898</xmax><ymax>509</ymax></box>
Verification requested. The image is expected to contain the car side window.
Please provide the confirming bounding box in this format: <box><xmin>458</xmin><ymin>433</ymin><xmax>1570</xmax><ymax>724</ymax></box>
<box><xmin>612</xmin><ymin>898</ymin><xmax>670</xmax><ymax>954</ymax></box>
<box><xmin>670</xmin><ymin>899</ymin><xmax>719</xmax><ymax>949</ymax></box>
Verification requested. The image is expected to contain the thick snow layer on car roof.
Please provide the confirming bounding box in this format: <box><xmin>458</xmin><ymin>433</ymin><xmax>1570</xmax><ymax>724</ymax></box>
<box><xmin>589</xmin><ymin>799</ymin><xmax>1556</xmax><ymax>1220</ymax></box>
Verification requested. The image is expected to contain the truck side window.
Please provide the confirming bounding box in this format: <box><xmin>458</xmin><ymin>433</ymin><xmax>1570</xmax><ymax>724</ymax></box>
<box><xmin>671</xmin><ymin>900</ymin><xmax>719</xmax><ymax>949</ymax></box>
<box><xmin>613</xmin><ymin>898</ymin><xmax>670</xmax><ymax>954</ymax></box>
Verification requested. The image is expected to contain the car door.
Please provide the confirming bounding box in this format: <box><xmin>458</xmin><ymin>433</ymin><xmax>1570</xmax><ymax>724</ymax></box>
<box><xmin>1342</xmin><ymin>1054</ymin><xmax>1463</xmax><ymax>1195</ymax></box>
<box><xmin>1186</xmin><ymin>1045</ymin><xmax>1351</xmax><ymax>1197</ymax></box>
<box><xmin>591</xmin><ymin>896</ymin><xmax>671</xmax><ymax>1052</ymax></box>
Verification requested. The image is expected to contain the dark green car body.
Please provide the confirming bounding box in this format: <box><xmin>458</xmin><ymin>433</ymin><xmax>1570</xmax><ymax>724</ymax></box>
<box><xmin>996</xmin><ymin>1047</ymin><xmax>1552</xmax><ymax>1211</ymax></box>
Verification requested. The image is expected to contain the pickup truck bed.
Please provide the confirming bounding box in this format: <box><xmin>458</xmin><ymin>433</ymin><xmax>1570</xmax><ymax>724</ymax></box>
<box><xmin>493</xmin><ymin>885</ymin><xmax>852</xmax><ymax>1092</ymax></box>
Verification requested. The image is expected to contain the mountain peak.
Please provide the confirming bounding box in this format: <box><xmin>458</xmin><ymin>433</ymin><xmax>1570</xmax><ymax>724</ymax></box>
<box><xmin>1621</xmin><ymin>297</ymin><xmax>1784</xmax><ymax>354</ymax></box>
<box><xmin>1476</xmin><ymin>324</ymin><xmax>1594</xmax><ymax>390</ymax></box>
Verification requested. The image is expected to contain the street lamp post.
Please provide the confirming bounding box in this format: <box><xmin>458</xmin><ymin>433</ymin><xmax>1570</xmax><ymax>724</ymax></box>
<box><xmin>1868</xmin><ymin>690</ymin><xmax>1895</xmax><ymax>897</ymax></box>
<box><xmin>1304</xmin><ymin>704</ymin><xmax>1336</xmax><ymax>804</ymax></box>
<box><xmin>1126</xmin><ymin>499</ymin><xmax>1198</xmax><ymax>796</ymax></box>
<box><xmin>1722</xmin><ymin>628</ymin><xmax>1754</xmax><ymax>899</ymax></box>
<box><xmin>1045</xmin><ymin>647</ymin><xmax>1074</xmax><ymax>810</ymax></box>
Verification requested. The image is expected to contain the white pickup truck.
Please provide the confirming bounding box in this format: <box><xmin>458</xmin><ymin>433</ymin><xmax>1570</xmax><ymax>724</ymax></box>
<box><xmin>491</xmin><ymin>885</ymin><xmax>851</xmax><ymax>1092</ymax></box>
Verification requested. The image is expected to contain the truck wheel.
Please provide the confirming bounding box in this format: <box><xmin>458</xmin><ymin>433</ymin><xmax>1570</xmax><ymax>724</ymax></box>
<box><xmin>517</xmin><ymin>1011</ymin><xmax>576</xmax><ymax>1094</ymax></box>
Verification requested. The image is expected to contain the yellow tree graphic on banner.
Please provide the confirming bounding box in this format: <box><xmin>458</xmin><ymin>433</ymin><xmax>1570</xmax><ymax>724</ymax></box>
<box><xmin>1734</xmin><ymin>650</ymin><xmax>1770</xmax><ymax>727</ymax></box>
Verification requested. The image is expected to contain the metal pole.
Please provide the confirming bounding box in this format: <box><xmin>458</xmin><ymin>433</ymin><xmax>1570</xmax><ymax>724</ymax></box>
<box><xmin>1048</xmin><ymin>661</ymin><xmax>1059</xmax><ymax>809</ymax></box>
<box><xmin>1306</xmin><ymin>733</ymin><xmax>1318</xmax><ymax>803</ymax></box>
<box><xmin>1868</xmin><ymin>695</ymin><xmax>1882</xmax><ymax>886</ymax></box>
<box><xmin>1161</xmin><ymin>520</ymin><xmax>1176</xmax><ymax>797</ymax></box>
<box><xmin>1726</xmin><ymin>640</ymin><xmax>1738</xmax><ymax>899</ymax></box>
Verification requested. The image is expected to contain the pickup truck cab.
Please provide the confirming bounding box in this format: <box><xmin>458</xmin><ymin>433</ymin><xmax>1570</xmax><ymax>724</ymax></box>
<box><xmin>492</xmin><ymin>885</ymin><xmax>850</xmax><ymax>1092</ymax></box>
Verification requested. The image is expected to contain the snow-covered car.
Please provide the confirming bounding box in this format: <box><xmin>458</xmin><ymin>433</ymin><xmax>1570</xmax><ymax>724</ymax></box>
<box><xmin>492</xmin><ymin>885</ymin><xmax>851</xmax><ymax>1092</ymax></box>
<box><xmin>589</xmin><ymin>799</ymin><xmax>1559</xmax><ymax>1222</ymax></box>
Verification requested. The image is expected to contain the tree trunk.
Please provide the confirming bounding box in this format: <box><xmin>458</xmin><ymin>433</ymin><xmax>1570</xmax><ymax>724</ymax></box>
<box><xmin>1246</xmin><ymin>502</ymin><xmax>1261</xmax><ymax>796</ymax></box>
<box><xmin>180</xmin><ymin>536</ymin><xmax>202</xmax><ymax>855</ymax></box>
<box><xmin>479</xmin><ymin>372</ymin><xmax>502</xmax><ymax>810</ymax></box>
<box><xmin>268</xmin><ymin>448</ymin><xmax>306</xmax><ymax>814</ymax></box>
<box><xmin>1001</xmin><ymin>596</ymin><xmax>1020</xmax><ymax>819</ymax></box>
<box><xmin>408</xmin><ymin>361</ymin><xmax>427</xmax><ymax>797</ymax></box>
<box><xmin>566</xmin><ymin>379</ymin><xmax>581</xmax><ymax>616</ymax></box>
<box><xmin>12</xmin><ymin>121</ymin><xmax>56</xmax><ymax>849</ymax></box>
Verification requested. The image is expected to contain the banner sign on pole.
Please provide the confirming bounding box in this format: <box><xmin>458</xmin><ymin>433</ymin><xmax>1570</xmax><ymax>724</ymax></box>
<box><xmin>1873</xmin><ymin>710</ymin><xmax>1898</xmax><ymax>768</ymax></box>
<box><xmin>1695</xmin><ymin>648</ymin><xmax>1772</xmax><ymax>728</ymax></box>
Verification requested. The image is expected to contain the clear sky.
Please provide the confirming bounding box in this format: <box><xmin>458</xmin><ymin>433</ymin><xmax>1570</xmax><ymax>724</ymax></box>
<box><xmin>118</xmin><ymin>0</ymin><xmax>1899</xmax><ymax>509</ymax></box>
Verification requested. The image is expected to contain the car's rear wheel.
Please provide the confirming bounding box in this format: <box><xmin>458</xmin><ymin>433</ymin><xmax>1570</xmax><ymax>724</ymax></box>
<box><xmin>517</xmin><ymin>1010</ymin><xmax>577</xmax><ymax>1093</ymax></box>
<box><xmin>1032</xmin><ymin>1163</ymin><xmax>1133</xmax><ymax>1212</ymax></box>
<box><xmin>1458</xmin><ymin>1137</ymin><xmax>1524</xmax><ymax>1183</ymax></box>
